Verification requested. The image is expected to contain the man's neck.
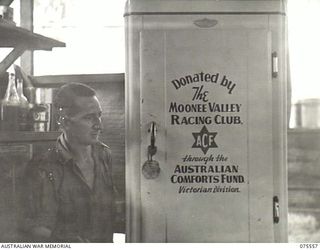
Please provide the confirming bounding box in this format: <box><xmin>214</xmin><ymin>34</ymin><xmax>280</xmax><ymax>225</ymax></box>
<box><xmin>63</xmin><ymin>134</ymin><xmax>92</xmax><ymax>161</ymax></box>
<box><xmin>63</xmin><ymin>134</ymin><xmax>95</xmax><ymax>189</ymax></box>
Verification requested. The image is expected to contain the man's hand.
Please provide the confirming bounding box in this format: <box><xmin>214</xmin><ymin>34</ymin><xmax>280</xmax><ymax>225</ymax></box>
<box><xmin>76</xmin><ymin>236</ymin><xmax>90</xmax><ymax>243</ymax></box>
<box><xmin>30</xmin><ymin>226</ymin><xmax>52</xmax><ymax>240</ymax></box>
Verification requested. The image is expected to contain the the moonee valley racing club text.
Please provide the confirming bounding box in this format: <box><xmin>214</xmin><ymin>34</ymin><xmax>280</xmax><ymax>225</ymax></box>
<box><xmin>169</xmin><ymin>72</ymin><xmax>242</xmax><ymax>126</ymax></box>
<box><xmin>168</xmin><ymin>71</ymin><xmax>246</xmax><ymax>194</ymax></box>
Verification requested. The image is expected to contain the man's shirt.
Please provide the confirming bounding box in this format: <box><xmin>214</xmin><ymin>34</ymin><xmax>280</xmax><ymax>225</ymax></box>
<box><xmin>23</xmin><ymin>135</ymin><xmax>115</xmax><ymax>242</ymax></box>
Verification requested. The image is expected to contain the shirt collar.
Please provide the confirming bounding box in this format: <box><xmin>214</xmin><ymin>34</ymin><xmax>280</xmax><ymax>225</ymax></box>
<box><xmin>56</xmin><ymin>133</ymin><xmax>74</xmax><ymax>164</ymax></box>
<box><xmin>56</xmin><ymin>133</ymin><xmax>103</xmax><ymax>164</ymax></box>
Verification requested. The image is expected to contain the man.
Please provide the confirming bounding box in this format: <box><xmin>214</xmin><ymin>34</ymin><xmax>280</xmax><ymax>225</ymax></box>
<box><xmin>23</xmin><ymin>83</ymin><xmax>116</xmax><ymax>242</ymax></box>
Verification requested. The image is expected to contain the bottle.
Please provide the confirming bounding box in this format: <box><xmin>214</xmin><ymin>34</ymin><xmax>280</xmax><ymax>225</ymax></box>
<box><xmin>1</xmin><ymin>73</ymin><xmax>20</xmax><ymax>131</ymax></box>
<box><xmin>17</xmin><ymin>78</ymin><xmax>30</xmax><ymax>131</ymax></box>
<box><xmin>13</xmin><ymin>64</ymin><xmax>36</xmax><ymax>104</ymax></box>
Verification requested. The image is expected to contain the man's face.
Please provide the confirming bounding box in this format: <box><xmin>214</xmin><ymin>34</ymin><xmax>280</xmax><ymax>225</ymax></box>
<box><xmin>64</xmin><ymin>95</ymin><xmax>103</xmax><ymax>145</ymax></box>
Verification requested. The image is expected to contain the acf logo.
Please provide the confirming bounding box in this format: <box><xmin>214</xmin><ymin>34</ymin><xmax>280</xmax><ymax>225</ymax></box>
<box><xmin>192</xmin><ymin>125</ymin><xmax>218</xmax><ymax>154</ymax></box>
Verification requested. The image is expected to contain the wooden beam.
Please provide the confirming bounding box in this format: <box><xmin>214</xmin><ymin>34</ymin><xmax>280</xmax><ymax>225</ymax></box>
<box><xmin>0</xmin><ymin>46</ymin><xmax>25</xmax><ymax>74</ymax></box>
<box><xmin>20</xmin><ymin>0</ymin><xmax>34</xmax><ymax>75</ymax></box>
<box><xmin>32</xmin><ymin>73</ymin><xmax>125</xmax><ymax>88</ymax></box>
<box><xmin>0</xmin><ymin>131</ymin><xmax>61</xmax><ymax>143</ymax></box>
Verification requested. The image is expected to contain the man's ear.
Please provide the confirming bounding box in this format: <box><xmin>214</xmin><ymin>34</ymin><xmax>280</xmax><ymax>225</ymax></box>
<box><xmin>58</xmin><ymin>116</ymin><xmax>70</xmax><ymax>129</ymax></box>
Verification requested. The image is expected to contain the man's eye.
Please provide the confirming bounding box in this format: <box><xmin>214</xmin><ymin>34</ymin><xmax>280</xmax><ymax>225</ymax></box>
<box><xmin>84</xmin><ymin>115</ymin><xmax>93</xmax><ymax>120</ymax></box>
<box><xmin>83</xmin><ymin>114</ymin><xmax>101</xmax><ymax>120</ymax></box>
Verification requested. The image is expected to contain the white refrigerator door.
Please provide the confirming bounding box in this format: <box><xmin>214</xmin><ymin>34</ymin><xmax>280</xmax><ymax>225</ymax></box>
<box><xmin>139</xmin><ymin>28</ymin><xmax>274</xmax><ymax>242</ymax></box>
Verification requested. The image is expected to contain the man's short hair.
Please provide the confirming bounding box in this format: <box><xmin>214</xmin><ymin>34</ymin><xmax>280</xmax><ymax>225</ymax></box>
<box><xmin>54</xmin><ymin>83</ymin><xmax>96</xmax><ymax>116</ymax></box>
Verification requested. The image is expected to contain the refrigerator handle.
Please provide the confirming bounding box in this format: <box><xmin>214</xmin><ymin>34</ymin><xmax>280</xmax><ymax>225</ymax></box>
<box><xmin>142</xmin><ymin>122</ymin><xmax>160</xmax><ymax>179</ymax></box>
<box><xmin>148</xmin><ymin>122</ymin><xmax>157</xmax><ymax>159</ymax></box>
<box><xmin>272</xmin><ymin>52</ymin><xmax>278</xmax><ymax>78</ymax></box>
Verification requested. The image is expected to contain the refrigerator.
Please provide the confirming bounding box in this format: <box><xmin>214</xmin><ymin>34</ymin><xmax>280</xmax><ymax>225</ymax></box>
<box><xmin>125</xmin><ymin>0</ymin><xmax>288</xmax><ymax>242</ymax></box>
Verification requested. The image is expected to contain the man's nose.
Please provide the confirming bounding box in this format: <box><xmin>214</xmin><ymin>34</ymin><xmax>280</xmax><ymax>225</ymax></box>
<box><xmin>93</xmin><ymin>117</ymin><xmax>103</xmax><ymax>130</ymax></box>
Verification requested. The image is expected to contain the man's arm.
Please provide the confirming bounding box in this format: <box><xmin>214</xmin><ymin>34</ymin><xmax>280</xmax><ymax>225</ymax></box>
<box><xmin>21</xmin><ymin>156</ymin><xmax>58</xmax><ymax>242</ymax></box>
<box><xmin>102</xmin><ymin>146</ymin><xmax>125</xmax><ymax>233</ymax></box>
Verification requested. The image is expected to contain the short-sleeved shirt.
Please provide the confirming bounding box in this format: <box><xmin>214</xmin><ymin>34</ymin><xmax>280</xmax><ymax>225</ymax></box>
<box><xmin>23</xmin><ymin>135</ymin><xmax>115</xmax><ymax>242</ymax></box>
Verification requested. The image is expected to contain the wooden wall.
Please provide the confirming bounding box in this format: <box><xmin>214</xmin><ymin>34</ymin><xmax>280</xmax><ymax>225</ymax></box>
<box><xmin>288</xmin><ymin>128</ymin><xmax>320</xmax><ymax>210</ymax></box>
<box><xmin>91</xmin><ymin>80</ymin><xmax>125</xmax><ymax>197</ymax></box>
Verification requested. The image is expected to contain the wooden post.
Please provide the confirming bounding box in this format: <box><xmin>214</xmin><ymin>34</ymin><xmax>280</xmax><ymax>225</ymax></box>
<box><xmin>20</xmin><ymin>0</ymin><xmax>34</xmax><ymax>75</ymax></box>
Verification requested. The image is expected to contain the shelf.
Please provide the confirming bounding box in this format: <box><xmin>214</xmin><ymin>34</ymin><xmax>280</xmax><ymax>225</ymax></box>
<box><xmin>0</xmin><ymin>19</ymin><xmax>65</xmax><ymax>75</ymax></box>
<box><xmin>0</xmin><ymin>20</ymin><xmax>65</xmax><ymax>50</ymax></box>
<box><xmin>32</xmin><ymin>73</ymin><xmax>125</xmax><ymax>88</ymax></box>
<box><xmin>0</xmin><ymin>131</ymin><xmax>61</xmax><ymax>143</ymax></box>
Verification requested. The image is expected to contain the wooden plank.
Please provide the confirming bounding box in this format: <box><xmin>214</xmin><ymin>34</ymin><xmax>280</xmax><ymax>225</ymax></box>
<box><xmin>290</xmin><ymin>208</ymin><xmax>320</xmax><ymax>214</ymax></box>
<box><xmin>288</xmin><ymin>128</ymin><xmax>320</xmax><ymax>149</ymax></box>
<box><xmin>0</xmin><ymin>131</ymin><xmax>61</xmax><ymax>142</ymax></box>
<box><xmin>0</xmin><ymin>21</ymin><xmax>65</xmax><ymax>49</ymax></box>
<box><xmin>32</xmin><ymin>73</ymin><xmax>125</xmax><ymax>88</ymax></box>
<box><xmin>289</xmin><ymin>186</ymin><xmax>320</xmax><ymax>192</ymax></box>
